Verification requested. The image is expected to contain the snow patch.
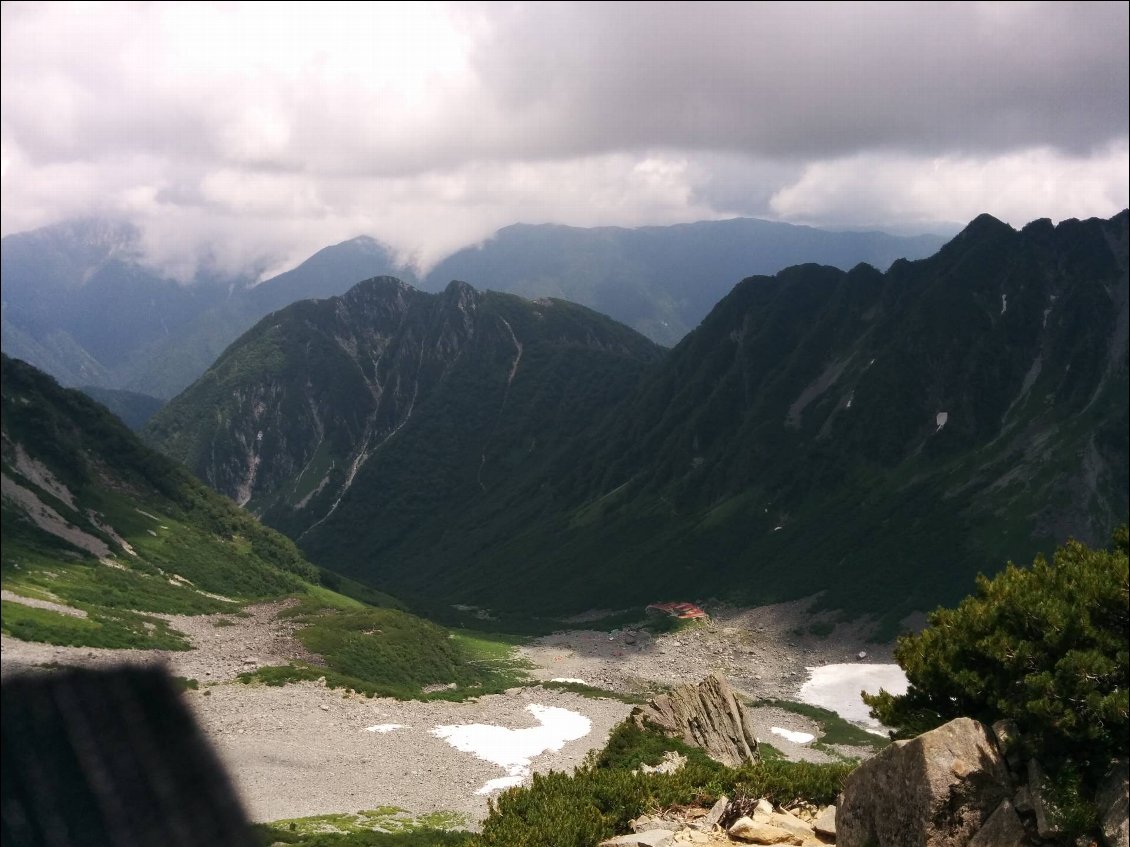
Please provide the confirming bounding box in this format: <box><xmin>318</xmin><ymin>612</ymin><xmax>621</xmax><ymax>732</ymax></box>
<box><xmin>476</xmin><ymin>776</ymin><xmax>525</xmax><ymax>795</ymax></box>
<box><xmin>770</xmin><ymin>727</ymin><xmax>815</xmax><ymax>744</ymax></box>
<box><xmin>798</xmin><ymin>663</ymin><xmax>908</xmax><ymax>734</ymax></box>
<box><xmin>549</xmin><ymin>678</ymin><xmax>587</xmax><ymax>685</ymax></box>
<box><xmin>365</xmin><ymin>724</ymin><xmax>404</xmax><ymax>734</ymax></box>
<box><xmin>1001</xmin><ymin>293</ymin><xmax>1007</xmax><ymax>314</ymax></box>
<box><xmin>935</xmin><ymin>411</ymin><xmax>948</xmax><ymax>431</ymax></box>
<box><xmin>431</xmin><ymin>703</ymin><xmax>591</xmax><ymax>795</ymax></box>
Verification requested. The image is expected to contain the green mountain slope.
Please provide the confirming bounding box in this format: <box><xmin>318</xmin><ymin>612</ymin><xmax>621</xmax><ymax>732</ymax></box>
<box><xmin>398</xmin><ymin>212</ymin><xmax>1127</xmax><ymax>627</ymax></box>
<box><xmin>78</xmin><ymin>386</ymin><xmax>165</xmax><ymax>430</ymax></box>
<box><xmin>1</xmin><ymin>353</ymin><xmax>320</xmax><ymax>647</ymax></box>
<box><xmin>144</xmin><ymin>213</ymin><xmax>1128</xmax><ymax>630</ymax></box>
<box><xmin>143</xmin><ymin>277</ymin><xmax>663</xmax><ymax>546</ymax></box>
<box><xmin>1</xmin><ymin>355</ymin><xmax>526</xmax><ymax>699</ymax></box>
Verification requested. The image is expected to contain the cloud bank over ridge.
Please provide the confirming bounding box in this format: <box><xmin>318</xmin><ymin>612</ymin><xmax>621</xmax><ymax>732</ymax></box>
<box><xmin>2</xmin><ymin>1</ymin><xmax>1126</xmax><ymax>278</ymax></box>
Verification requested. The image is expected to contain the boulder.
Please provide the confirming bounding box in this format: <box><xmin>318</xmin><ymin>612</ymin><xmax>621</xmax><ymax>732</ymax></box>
<box><xmin>1098</xmin><ymin>759</ymin><xmax>1129</xmax><ymax>847</ymax></box>
<box><xmin>812</xmin><ymin>805</ymin><xmax>836</xmax><ymax>838</ymax></box>
<box><xmin>630</xmin><ymin>815</ymin><xmax>679</xmax><ymax>833</ymax></box>
<box><xmin>967</xmin><ymin>799</ymin><xmax>1026</xmax><ymax>847</ymax></box>
<box><xmin>694</xmin><ymin>795</ymin><xmax>729</xmax><ymax>831</ymax></box>
<box><xmin>837</xmin><ymin>717</ymin><xmax>1012</xmax><ymax>847</ymax></box>
<box><xmin>1027</xmin><ymin>759</ymin><xmax>1061</xmax><ymax>839</ymax></box>
<box><xmin>727</xmin><ymin>817</ymin><xmax>804</xmax><ymax>845</ymax></box>
<box><xmin>990</xmin><ymin>719</ymin><xmax>1024</xmax><ymax>772</ymax></box>
<box><xmin>761</xmin><ymin>810</ymin><xmax>815</xmax><ymax>842</ymax></box>
<box><xmin>633</xmin><ymin>674</ymin><xmax>759</xmax><ymax>767</ymax></box>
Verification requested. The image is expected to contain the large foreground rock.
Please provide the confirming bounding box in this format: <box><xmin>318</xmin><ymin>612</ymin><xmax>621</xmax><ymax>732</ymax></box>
<box><xmin>837</xmin><ymin>717</ymin><xmax>1012</xmax><ymax>847</ymax></box>
<box><xmin>633</xmin><ymin>674</ymin><xmax>759</xmax><ymax>767</ymax></box>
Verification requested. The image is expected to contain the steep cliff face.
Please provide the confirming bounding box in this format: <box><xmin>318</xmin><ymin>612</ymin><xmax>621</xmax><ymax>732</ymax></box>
<box><xmin>143</xmin><ymin>277</ymin><xmax>663</xmax><ymax>543</ymax></box>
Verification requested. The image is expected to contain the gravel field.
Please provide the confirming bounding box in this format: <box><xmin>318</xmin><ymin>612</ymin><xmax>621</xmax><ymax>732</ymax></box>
<box><xmin>0</xmin><ymin>595</ymin><xmax>895</xmax><ymax>824</ymax></box>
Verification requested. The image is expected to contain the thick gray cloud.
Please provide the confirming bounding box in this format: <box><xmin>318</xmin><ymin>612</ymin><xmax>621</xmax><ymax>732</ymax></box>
<box><xmin>1</xmin><ymin>2</ymin><xmax>1126</xmax><ymax>278</ymax></box>
<box><xmin>470</xmin><ymin>2</ymin><xmax>1128</xmax><ymax>158</ymax></box>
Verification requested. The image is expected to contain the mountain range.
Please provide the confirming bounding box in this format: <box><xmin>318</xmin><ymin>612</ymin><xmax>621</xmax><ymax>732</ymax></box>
<box><xmin>423</xmin><ymin>219</ymin><xmax>949</xmax><ymax>345</ymax></box>
<box><xmin>1</xmin><ymin>217</ymin><xmax>946</xmax><ymax>402</ymax></box>
<box><xmin>0</xmin><ymin>220</ymin><xmax>412</xmax><ymax>399</ymax></box>
<box><xmin>142</xmin><ymin>211</ymin><xmax>1129</xmax><ymax>631</ymax></box>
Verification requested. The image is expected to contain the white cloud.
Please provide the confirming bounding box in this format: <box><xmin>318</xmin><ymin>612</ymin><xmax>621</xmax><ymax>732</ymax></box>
<box><xmin>1</xmin><ymin>2</ymin><xmax>1127</xmax><ymax>278</ymax></box>
<box><xmin>769</xmin><ymin>143</ymin><xmax>1130</xmax><ymax>230</ymax></box>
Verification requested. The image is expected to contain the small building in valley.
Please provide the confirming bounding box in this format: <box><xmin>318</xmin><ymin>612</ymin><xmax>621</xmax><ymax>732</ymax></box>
<box><xmin>646</xmin><ymin>601</ymin><xmax>708</xmax><ymax>620</ymax></box>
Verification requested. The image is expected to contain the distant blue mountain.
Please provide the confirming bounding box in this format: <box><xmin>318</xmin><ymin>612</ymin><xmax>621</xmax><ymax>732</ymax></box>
<box><xmin>425</xmin><ymin>218</ymin><xmax>949</xmax><ymax>345</ymax></box>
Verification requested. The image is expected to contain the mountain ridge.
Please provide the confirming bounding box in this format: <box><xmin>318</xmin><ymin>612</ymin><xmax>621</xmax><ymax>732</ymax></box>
<box><xmin>3</xmin><ymin>217</ymin><xmax>946</xmax><ymax>396</ymax></box>
<box><xmin>143</xmin><ymin>211</ymin><xmax>1127</xmax><ymax>629</ymax></box>
<box><xmin>424</xmin><ymin>217</ymin><xmax>950</xmax><ymax>345</ymax></box>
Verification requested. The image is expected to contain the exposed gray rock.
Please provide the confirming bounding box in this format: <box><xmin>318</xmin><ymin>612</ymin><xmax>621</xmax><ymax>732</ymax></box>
<box><xmin>837</xmin><ymin>717</ymin><xmax>1012</xmax><ymax>847</ymax></box>
<box><xmin>695</xmin><ymin>794</ymin><xmax>729</xmax><ymax>831</ymax></box>
<box><xmin>599</xmin><ymin>831</ymin><xmax>674</xmax><ymax>847</ymax></box>
<box><xmin>1098</xmin><ymin>759</ymin><xmax>1129</xmax><ymax>847</ymax></box>
<box><xmin>991</xmin><ymin>719</ymin><xmax>1023</xmax><ymax>771</ymax></box>
<box><xmin>812</xmin><ymin>805</ymin><xmax>836</xmax><ymax>838</ymax></box>
<box><xmin>1012</xmin><ymin>784</ymin><xmax>1033</xmax><ymax>814</ymax></box>
<box><xmin>634</xmin><ymin>674</ymin><xmax>758</xmax><ymax>767</ymax></box>
<box><xmin>967</xmin><ymin>799</ymin><xmax>1026</xmax><ymax>847</ymax></box>
<box><xmin>636</xmin><ymin>750</ymin><xmax>687</xmax><ymax>775</ymax></box>
<box><xmin>727</xmin><ymin>816</ymin><xmax>803</xmax><ymax>844</ymax></box>
<box><xmin>630</xmin><ymin>815</ymin><xmax>679</xmax><ymax>833</ymax></box>
<box><xmin>759</xmin><ymin>810</ymin><xmax>815</xmax><ymax>842</ymax></box>
<box><xmin>1027</xmin><ymin>759</ymin><xmax>1062</xmax><ymax>839</ymax></box>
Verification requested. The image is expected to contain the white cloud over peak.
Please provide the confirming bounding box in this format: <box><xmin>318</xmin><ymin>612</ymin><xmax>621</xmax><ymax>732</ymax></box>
<box><xmin>2</xmin><ymin>1</ymin><xmax>1126</xmax><ymax>278</ymax></box>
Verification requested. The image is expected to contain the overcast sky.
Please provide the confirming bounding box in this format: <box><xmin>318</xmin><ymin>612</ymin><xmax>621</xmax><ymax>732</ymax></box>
<box><xmin>2</xmin><ymin>1</ymin><xmax>1127</xmax><ymax>279</ymax></box>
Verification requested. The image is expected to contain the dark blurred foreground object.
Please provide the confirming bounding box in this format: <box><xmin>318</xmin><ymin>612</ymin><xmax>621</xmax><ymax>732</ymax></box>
<box><xmin>1</xmin><ymin>666</ymin><xmax>255</xmax><ymax>847</ymax></box>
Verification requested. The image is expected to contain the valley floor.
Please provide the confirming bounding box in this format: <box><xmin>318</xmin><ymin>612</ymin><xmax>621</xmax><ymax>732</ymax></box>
<box><xmin>0</xmin><ymin>596</ymin><xmax>895</xmax><ymax>825</ymax></box>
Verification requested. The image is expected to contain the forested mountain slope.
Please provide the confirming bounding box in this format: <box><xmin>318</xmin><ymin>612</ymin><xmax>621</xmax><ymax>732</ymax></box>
<box><xmin>145</xmin><ymin>213</ymin><xmax>1128</xmax><ymax>629</ymax></box>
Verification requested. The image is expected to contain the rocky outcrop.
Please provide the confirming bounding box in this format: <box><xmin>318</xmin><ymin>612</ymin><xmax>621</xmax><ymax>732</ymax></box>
<box><xmin>1099</xmin><ymin>759</ymin><xmax>1129</xmax><ymax>847</ymax></box>
<box><xmin>602</xmin><ymin>794</ymin><xmax>835</xmax><ymax>846</ymax></box>
<box><xmin>633</xmin><ymin>674</ymin><xmax>759</xmax><ymax>767</ymax></box>
<box><xmin>836</xmin><ymin>717</ymin><xmax>1012</xmax><ymax>847</ymax></box>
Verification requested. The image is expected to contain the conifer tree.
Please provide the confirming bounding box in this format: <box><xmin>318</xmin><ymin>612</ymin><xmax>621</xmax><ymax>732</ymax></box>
<box><xmin>866</xmin><ymin>528</ymin><xmax>1129</xmax><ymax>787</ymax></box>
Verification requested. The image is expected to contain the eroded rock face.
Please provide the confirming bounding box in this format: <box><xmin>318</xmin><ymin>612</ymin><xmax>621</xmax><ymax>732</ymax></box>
<box><xmin>1098</xmin><ymin>759</ymin><xmax>1130</xmax><ymax>847</ymax></box>
<box><xmin>633</xmin><ymin>674</ymin><xmax>759</xmax><ymax>767</ymax></box>
<box><xmin>836</xmin><ymin>717</ymin><xmax>1011</xmax><ymax>847</ymax></box>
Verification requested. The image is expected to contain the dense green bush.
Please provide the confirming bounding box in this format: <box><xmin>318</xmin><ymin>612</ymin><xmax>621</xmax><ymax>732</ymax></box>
<box><xmin>865</xmin><ymin>529</ymin><xmax>1129</xmax><ymax>788</ymax></box>
<box><xmin>472</xmin><ymin>719</ymin><xmax>853</xmax><ymax>847</ymax></box>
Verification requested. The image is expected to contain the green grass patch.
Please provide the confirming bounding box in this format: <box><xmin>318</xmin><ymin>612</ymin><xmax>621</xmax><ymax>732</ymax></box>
<box><xmin>537</xmin><ymin>680</ymin><xmax>647</xmax><ymax>704</ymax></box>
<box><xmin>753</xmin><ymin>699</ymin><xmax>888</xmax><ymax>751</ymax></box>
<box><xmin>252</xmin><ymin>807</ymin><xmax>471</xmax><ymax>846</ymax></box>
<box><xmin>594</xmin><ymin>717</ymin><xmax>719</xmax><ymax>772</ymax></box>
<box><xmin>239</xmin><ymin>606</ymin><xmax>531</xmax><ymax>700</ymax></box>
<box><xmin>0</xmin><ymin>600</ymin><xmax>189</xmax><ymax>650</ymax></box>
<box><xmin>3</xmin><ymin>552</ymin><xmax>234</xmax><ymax>616</ymax></box>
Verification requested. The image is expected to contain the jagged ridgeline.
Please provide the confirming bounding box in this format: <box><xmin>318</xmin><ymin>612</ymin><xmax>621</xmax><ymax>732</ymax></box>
<box><xmin>1</xmin><ymin>353</ymin><xmax>319</xmax><ymax>644</ymax></box>
<box><xmin>143</xmin><ymin>213</ymin><xmax>1128</xmax><ymax>627</ymax></box>
<box><xmin>142</xmin><ymin>277</ymin><xmax>663</xmax><ymax>540</ymax></box>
